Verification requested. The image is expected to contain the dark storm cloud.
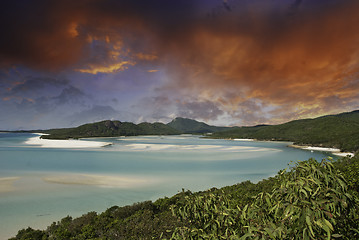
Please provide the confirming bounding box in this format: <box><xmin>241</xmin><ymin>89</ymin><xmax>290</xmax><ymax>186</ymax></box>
<box><xmin>288</xmin><ymin>0</ymin><xmax>303</xmax><ymax>16</ymax></box>
<box><xmin>177</xmin><ymin>100</ymin><xmax>224</xmax><ymax>121</ymax></box>
<box><xmin>133</xmin><ymin>95</ymin><xmax>175</xmax><ymax>123</ymax></box>
<box><xmin>54</xmin><ymin>86</ymin><xmax>88</xmax><ymax>105</ymax></box>
<box><xmin>8</xmin><ymin>77</ymin><xmax>68</xmax><ymax>95</ymax></box>
<box><xmin>0</xmin><ymin>0</ymin><xmax>200</xmax><ymax>70</ymax></box>
<box><xmin>66</xmin><ymin>105</ymin><xmax>121</xmax><ymax>126</ymax></box>
<box><xmin>1</xmin><ymin>0</ymin><xmax>359</xmax><ymax>126</ymax></box>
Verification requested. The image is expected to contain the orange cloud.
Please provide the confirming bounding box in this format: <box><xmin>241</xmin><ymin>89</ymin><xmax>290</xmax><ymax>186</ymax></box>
<box><xmin>68</xmin><ymin>22</ymin><xmax>79</xmax><ymax>38</ymax></box>
<box><xmin>157</xmin><ymin>1</ymin><xmax>359</xmax><ymax>124</ymax></box>
<box><xmin>76</xmin><ymin>61</ymin><xmax>135</xmax><ymax>74</ymax></box>
<box><xmin>136</xmin><ymin>53</ymin><xmax>158</xmax><ymax>61</ymax></box>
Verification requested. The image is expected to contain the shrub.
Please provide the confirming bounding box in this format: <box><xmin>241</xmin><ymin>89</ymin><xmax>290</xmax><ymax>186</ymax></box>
<box><xmin>171</xmin><ymin>159</ymin><xmax>358</xmax><ymax>239</ymax></box>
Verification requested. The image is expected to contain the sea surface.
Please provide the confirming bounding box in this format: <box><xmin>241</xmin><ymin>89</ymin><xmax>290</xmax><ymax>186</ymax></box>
<box><xmin>0</xmin><ymin>133</ymin><xmax>336</xmax><ymax>239</ymax></box>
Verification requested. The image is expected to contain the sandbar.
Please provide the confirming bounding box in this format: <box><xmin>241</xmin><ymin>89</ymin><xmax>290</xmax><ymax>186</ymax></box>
<box><xmin>233</xmin><ymin>138</ymin><xmax>255</xmax><ymax>141</ymax></box>
<box><xmin>42</xmin><ymin>174</ymin><xmax>156</xmax><ymax>188</ymax></box>
<box><xmin>25</xmin><ymin>135</ymin><xmax>112</xmax><ymax>148</ymax></box>
<box><xmin>0</xmin><ymin>177</ymin><xmax>20</xmax><ymax>192</ymax></box>
<box><xmin>123</xmin><ymin>143</ymin><xmax>278</xmax><ymax>153</ymax></box>
<box><xmin>290</xmin><ymin>145</ymin><xmax>354</xmax><ymax>157</ymax></box>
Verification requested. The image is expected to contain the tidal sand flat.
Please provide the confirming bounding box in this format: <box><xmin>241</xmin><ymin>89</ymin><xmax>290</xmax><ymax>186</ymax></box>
<box><xmin>122</xmin><ymin>143</ymin><xmax>279</xmax><ymax>153</ymax></box>
<box><xmin>42</xmin><ymin>174</ymin><xmax>158</xmax><ymax>188</ymax></box>
<box><xmin>0</xmin><ymin>177</ymin><xmax>20</xmax><ymax>192</ymax></box>
<box><xmin>25</xmin><ymin>135</ymin><xmax>112</xmax><ymax>148</ymax></box>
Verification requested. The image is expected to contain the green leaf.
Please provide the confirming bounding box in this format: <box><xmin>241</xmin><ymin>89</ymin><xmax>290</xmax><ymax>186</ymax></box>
<box><xmin>323</xmin><ymin>218</ymin><xmax>334</xmax><ymax>231</ymax></box>
<box><xmin>306</xmin><ymin>216</ymin><xmax>314</xmax><ymax>236</ymax></box>
<box><xmin>239</xmin><ymin>232</ymin><xmax>254</xmax><ymax>240</ymax></box>
<box><xmin>300</xmin><ymin>189</ymin><xmax>308</xmax><ymax>198</ymax></box>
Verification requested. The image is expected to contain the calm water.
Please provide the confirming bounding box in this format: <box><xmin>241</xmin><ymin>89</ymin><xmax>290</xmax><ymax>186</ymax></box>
<box><xmin>0</xmin><ymin>133</ymin><xmax>335</xmax><ymax>239</ymax></box>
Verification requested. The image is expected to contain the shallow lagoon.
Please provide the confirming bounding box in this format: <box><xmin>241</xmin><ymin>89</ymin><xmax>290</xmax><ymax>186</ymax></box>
<box><xmin>0</xmin><ymin>133</ymin><xmax>335</xmax><ymax>239</ymax></box>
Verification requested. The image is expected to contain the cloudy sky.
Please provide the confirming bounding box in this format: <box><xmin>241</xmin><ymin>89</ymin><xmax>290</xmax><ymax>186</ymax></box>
<box><xmin>1</xmin><ymin>0</ymin><xmax>359</xmax><ymax>130</ymax></box>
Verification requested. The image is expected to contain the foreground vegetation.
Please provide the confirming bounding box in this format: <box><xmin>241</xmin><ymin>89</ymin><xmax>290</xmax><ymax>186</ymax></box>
<box><xmin>11</xmin><ymin>155</ymin><xmax>359</xmax><ymax>240</ymax></box>
<box><xmin>211</xmin><ymin>110</ymin><xmax>359</xmax><ymax>153</ymax></box>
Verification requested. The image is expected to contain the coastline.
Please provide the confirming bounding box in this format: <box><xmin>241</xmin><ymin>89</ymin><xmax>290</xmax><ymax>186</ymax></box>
<box><xmin>25</xmin><ymin>134</ymin><xmax>112</xmax><ymax>148</ymax></box>
<box><xmin>215</xmin><ymin>137</ymin><xmax>355</xmax><ymax>157</ymax></box>
<box><xmin>289</xmin><ymin>144</ymin><xmax>354</xmax><ymax>157</ymax></box>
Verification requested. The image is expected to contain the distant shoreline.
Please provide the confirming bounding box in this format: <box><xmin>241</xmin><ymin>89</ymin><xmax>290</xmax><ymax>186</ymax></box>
<box><xmin>22</xmin><ymin>133</ymin><xmax>356</xmax><ymax>157</ymax></box>
<box><xmin>216</xmin><ymin>137</ymin><xmax>355</xmax><ymax>157</ymax></box>
<box><xmin>289</xmin><ymin>144</ymin><xmax>354</xmax><ymax>157</ymax></box>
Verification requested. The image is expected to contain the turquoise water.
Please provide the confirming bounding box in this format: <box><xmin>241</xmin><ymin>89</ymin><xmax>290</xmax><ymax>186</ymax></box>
<box><xmin>0</xmin><ymin>133</ymin><xmax>335</xmax><ymax>239</ymax></box>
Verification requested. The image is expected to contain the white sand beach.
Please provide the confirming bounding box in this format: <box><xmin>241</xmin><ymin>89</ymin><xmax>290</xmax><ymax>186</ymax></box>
<box><xmin>0</xmin><ymin>177</ymin><xmax>20</xmax><ymax>192</ymax></box>
<box><xmin>25</xmin><ymin>134</ymin><xmax>111</xmax><ymax>148</ymax></box>
<box><xmin>290</xmin><ymin>145</ymin><xmax>354</xmax><ymax>157</ymax></box>
<box><xmin>42</xmin><ymin>174</ymin><xmax>156</xmax><ymax>188</ymax></box>
<box><xmin>233</xmin><ymin>138</ymin><xmax>255</xmax><ymax>141</ymax></box>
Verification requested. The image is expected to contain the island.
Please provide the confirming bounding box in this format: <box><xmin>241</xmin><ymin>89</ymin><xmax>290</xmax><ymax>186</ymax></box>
<box><xmin>29</xmin><ymin>110</ymin><xmax>359</xmax><ymax>155</ymax></box>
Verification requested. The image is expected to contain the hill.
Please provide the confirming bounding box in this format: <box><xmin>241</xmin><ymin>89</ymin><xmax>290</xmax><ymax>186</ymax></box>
<box><xmin>167</xmin><ymin>117</ymin><xmax>230</xmax><ymax>134</ymax></box>
<box><xmin>211</xmin><ymin>110</ymin><xmax>359</xmax><ymax>153</ymax></box>
<box><xmin>42</xmin><ymin>120</ymin><xmax>181</xmax><ymax>139</ymax></box>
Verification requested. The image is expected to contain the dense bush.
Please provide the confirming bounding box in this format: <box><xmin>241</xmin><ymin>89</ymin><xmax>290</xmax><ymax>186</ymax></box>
<box><xmin>171</xmin><ymin>159</ymin><xmax>359</xmax><ymax>239</ymax></box>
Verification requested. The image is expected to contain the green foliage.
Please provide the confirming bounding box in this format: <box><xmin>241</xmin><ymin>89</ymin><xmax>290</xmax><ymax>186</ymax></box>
<box><xmin>42</xmin><ymin>120</ymin><xmax>181</xmax><ymax>139</ymax></box>
<box><xmin>335</xmin><ymin>154</ymin><xmax>359</xmax><ymax>192</ymax></box>
<box><xmin>169</xmin><ymin>193</ymin><xmax>239</xmax><ymax>239</ymax></box>
<box><xmin>9</xmin><ymin>227</ymin><xmax>47</xmax><ymax>240</ymax></box>
<box><xmin>211</xmin><ymin>110</ymin><xmax>359</xmax><ymax>153</ymax></box>
<box><xmin>171</xmin><ymin>158</ymin><xmax>359</xmax><ymax>239</ymax></box>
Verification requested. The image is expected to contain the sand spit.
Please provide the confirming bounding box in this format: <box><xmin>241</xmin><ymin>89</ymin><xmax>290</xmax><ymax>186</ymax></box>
<box><xmin>233</xmin><ymin>138</ymin><xmax>255</xmax><ymax>141</ymax></box>
<box><xmin>290</xmin><ymin>145</ymin><xmax>354</xmax><ymax>157</ymax></box>
<box><xmin>0</xmin><ymin>177</ymin><xmax>20</xmax><ymax>192</ymax></box>
<box><xmin>42</xmin><ymin>174</ymin><xmax>156</xmax><ymax>188</ymax></box>
<box><xmin>25</xmin><ymin>134</ymin><xmax>112</xmax><ymax>148</ymax></box>
<box><xmin>123</xmin><ymin>143</ymin><xmax>279</xmax><ymax>153</ymax></box>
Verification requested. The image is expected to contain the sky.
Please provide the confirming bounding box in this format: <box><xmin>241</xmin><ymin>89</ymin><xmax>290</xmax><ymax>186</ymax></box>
<box><xmin>1</xmin><ymin>0</ymin><xmax>359</xmax><ymax>130</ymax></box>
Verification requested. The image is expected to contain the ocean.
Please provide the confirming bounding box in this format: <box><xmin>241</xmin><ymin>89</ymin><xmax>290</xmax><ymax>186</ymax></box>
<box><xmin>0</xmin><ymin>133</ymin><xmax>334</xmax><ymax>239</ymax></box>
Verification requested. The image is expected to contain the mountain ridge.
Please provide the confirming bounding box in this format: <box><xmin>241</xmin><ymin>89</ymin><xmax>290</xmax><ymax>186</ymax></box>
<box><xmin>166</xmin><ymin>117</ymin><xmax>231</xmax><ymax>134</ymax></box>
<box><xmin>41</xmin><ymin>120</ymin><xmax>181</xmax><ymax>139</ymax></box>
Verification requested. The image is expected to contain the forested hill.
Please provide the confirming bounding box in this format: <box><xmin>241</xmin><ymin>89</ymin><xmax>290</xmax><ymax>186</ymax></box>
<box><xmin>41</xmin><ymin>120</ymin><xmax>181</xmax><ymax>139</ymax></box>
<box><xmin>211</xmin><ymin>110</ymin><xmax>359</xmax><ymax>153</ymax></box>
<box><xmin>167</xmin><ymin>117</ymin><xmax>231</xmax><ymax>134</ymax></box>
<box><xmin>40</xmin><ymin>117</ymin><xmax>231</xmax><ymax>139</ymax></box>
